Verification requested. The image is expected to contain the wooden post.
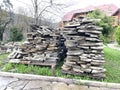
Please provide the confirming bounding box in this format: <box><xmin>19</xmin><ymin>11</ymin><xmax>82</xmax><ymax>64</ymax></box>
<box><xmin>51</xmin><ymin>64</ymin><xmax>56</xmax><ymax>76</ymax></box>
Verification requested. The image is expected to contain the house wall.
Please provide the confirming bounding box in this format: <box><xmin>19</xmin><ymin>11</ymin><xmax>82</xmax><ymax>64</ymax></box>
<box><xmin>112</xmin><ymin>16</ymin><xmax>118</xmax><ymax>26</ymax></box>
<box><xmin>113</xmin><ymin>10</ymin><xmax>120</xmax><ymax>26</ymax></box>
<box><xmin>60</xmin><ymin>10</ymin><xmax>120</xmax><ymax>29</ymax></box>
<box><xmin>61</xmin><ymin>13</ymin><xmax>87</xmax><ymax>28</ymax></box>
<box><xmin>63</xmin><ymin>21</ymin><xmax>72</xmax><ymax>27</ymax></box>
<box><xmin>58</xmin><ymin>21</ymin><xmax>63</xmax><ymax>30</ymax></box>
<box><xmin>74</xmin><ymin>13</ymin><xmax>87</xmax><ymax>19</ymax></box>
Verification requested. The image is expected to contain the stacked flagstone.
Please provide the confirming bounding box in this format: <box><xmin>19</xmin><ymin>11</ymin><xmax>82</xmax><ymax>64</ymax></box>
<box><xmin>61</xmin><ymin>17</ymin><xmax>105</xmax><ymax>79</ymax></box>
<box><xmin>8</xmin><ymin>25</ymin><xmax>66</xmax><ymax>65</ymax></box>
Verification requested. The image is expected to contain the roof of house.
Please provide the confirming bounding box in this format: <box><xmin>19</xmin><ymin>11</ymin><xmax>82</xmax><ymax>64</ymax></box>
<box><xmin>62</xmin><ymin>4</ymin><xmax>119</xmax><ymax>21</ymax></box>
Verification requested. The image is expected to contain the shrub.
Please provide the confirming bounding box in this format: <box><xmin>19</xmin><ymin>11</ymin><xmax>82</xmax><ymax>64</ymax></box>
<box><xmin>87</xmin><ymin>9</ymin><xmax>114</xmax><ymax>43</ymax></box>
<box><xmin>100</xmin><ymin>34</ymin><xmax>110</xmax><ymax>44</ymax></box>
<box><xmin>10</xmin><ymin>27</ymin><xmax>23</xmax><ymax>41</ymax></box>
<box><xmin>114</xmin><ymin>26</ymin><xmax>120</xmax><ymax>45</ymax></box>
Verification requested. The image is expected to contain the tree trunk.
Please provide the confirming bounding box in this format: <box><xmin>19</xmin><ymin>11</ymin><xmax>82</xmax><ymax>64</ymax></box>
<box><xmin>0</xmin><ymin>20</ymin><xmax>11</xmax><ymax>41</ymax></box>
<box><xmin>0</xmin><ymin>34</ymin><xmax>3</xmax><ymax>41</ymax></box>
<box><xmin>34</xmin><ymin>0</ymin><xmax>39</xmax><ymax>25</ymax></box>
<box><xmin>0</xmin><ymin>27</ymin><xmax>4</xmax><ymax>41</ymax></box>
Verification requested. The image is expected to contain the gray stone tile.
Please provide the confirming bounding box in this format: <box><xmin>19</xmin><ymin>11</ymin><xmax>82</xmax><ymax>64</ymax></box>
<box><xmin>89</xmin><ymin>87</ymin><xmax>101</xmax><ymax>90</ymax></box>
<box><xmin>42</xmin><ymin>85</ymin><xmax>52</xmax><ymax>90</ymax></box>
<box><xmin>7</xmin><ymin>80</ymin><xmax>29</xmax><ymax>90</ymax></box>
<box><xmin>69</xmin><ymin>84</ymin><xmax>88</xmax><ymax>90</ymax></box>
<box><xmin>52</xmin><ymin>82</ymin><xmax>70</xmax><ymax>90</ymax></box>
<box><xmin>23</xmin><ymin>88</ymin><xmax>42</xmax><ymax>90</ymax></box>
<box><xmin>100</xmin><ymin>87</ymin><xmax>120</xmax><ymax>90</ymax></box>
<box><xmin>0</xmin><ymin>86</ymin><xmax>7</xmax><ymax>90</ymax></box>
<box><xmin>6</xmin><ymin>87</ymin><xmax>13</xmax><ymax>90</ymax></box>
<box><xmin>0</xmin><ymin>77</ymin><xmax>18</xmax><ymax>89</ymax></box>
<box><xmin>23</xmin><ymin>80</ymin><xmax>51</xmax><ymax>90</ymax></box>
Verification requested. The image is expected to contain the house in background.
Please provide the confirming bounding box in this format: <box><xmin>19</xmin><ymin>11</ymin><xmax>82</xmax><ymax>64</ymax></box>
<box><xmin>60</xmin><ymin>4</ymin><xmax>120</xmax><ymax>28</ymax></box>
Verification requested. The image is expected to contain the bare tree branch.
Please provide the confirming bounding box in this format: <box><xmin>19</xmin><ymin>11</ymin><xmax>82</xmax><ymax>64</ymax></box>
<box><xmin>38</xmin><ymin>5</ymin><xmax>51</xmax><ymax>18</ymax></box>
<box><xmin>0</xmin><ymin>0</ymin><xmax>13</xmax><ymax>41</ymax></box>
<box><xmin>30</xmin><ymin>0</ymin><xmax>68</xmax><ymax>25</ymax></box>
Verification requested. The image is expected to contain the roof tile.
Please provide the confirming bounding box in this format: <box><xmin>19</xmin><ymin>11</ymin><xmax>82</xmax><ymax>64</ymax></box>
<box><xmin>62</xmin><ymin>4</ymin><xmax>119</xmax><ymax>21</ymax></box>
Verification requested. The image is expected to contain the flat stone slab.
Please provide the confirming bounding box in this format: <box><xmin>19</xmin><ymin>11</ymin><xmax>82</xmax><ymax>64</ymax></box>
<box><xmin>7</xmin><ymin>80</ymin><xmax>29</xmax><ymax>90</ymax></box>
<box><xmin>52</xmin><ymin>82</ymin><xmax>70</xmax><ymax>90</ymax></box>
<box><xmin>69</xmin><ymin>84</ymin><xmax>88</xmax><ymax>90</ymax></box>
<box><xmin>89</xmin><ymin>87</ymin><xmax>101</xmax><ymax>90</ymax></box>
<box><xmin>0</xmin><ymin>77</ymin><xmax>18</xmax><ymax>90</ymax></box>
<box><xmin>0</xmin><ymin>72</ymin><xmax>120</xmax><ymax>90</ymax></box>
<box><xmin>23</xmin><ymin>80</ymin><xmax>52</xmax><ymax>90</ymax></box>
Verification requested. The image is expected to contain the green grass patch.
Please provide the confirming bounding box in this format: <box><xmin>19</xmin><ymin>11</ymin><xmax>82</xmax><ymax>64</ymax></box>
<box><xmin>3</xmin><ymin>63</ymin><xmax>52</xmax><ymax>76</ymax></box>
<box><xmin>0</xmin><ymin>53</ymin><xmax>9</xmax><ymax>68</ymax></box>
<box><xmin>103</xmin><ymin>47</ymin><xmax>120</xmax><ymax>83</ymax></box>
<box><xmin>1</xmin><ymin>47</ymin><xmax>120</xmax><ymax>83</ymax></box>
<box><xmin>3</xmin><ymin>62</ymin><xmax>93</xmax><ymax>81</ymax></box>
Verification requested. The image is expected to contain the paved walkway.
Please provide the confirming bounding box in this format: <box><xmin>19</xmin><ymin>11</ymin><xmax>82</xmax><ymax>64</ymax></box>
<box><xmin>0</xmin><ymin>76</ymin><xmax>119</xmax><ymax>90</ymax></box>
<box><xmin>0</xmin><ymin>72</ymin><xmax>120</xmax><ymax>90</ymax></box>
<box><xmin>0</xmin><ymin>76</ymin><xmax>87</xmax><ymax>90</ymax></box>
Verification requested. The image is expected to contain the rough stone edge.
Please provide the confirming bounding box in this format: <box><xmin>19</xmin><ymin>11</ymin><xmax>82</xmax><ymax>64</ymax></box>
<box><xmin>0</xmin><ymin>72</ymin><xmax>120</xmax><ymax>89</ymax></box>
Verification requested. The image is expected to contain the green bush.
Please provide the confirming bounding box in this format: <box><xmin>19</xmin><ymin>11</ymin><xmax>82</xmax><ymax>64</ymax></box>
<box><xmin>87</xmin><ymin>9</ymin><xmax>114</xmax><ymax>43</ymax></box>
<box><xmin>114</xmin><ymin>26</ymin><xmax>120</xmax><ymax>45</ymax></box>
<box><xmin>100</xmin><ymin>34</ymin><xmax>110</xmax><ymax>44</ymax></box>
<box><xmin>10</xmin><ymin>27</ymin><xmax>23</xmax><ymax>41</ymax></box>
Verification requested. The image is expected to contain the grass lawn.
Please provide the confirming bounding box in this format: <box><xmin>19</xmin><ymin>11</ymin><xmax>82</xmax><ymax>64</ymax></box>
<box><xmin>103</xmin><ymin>47</ymin><xmax>120</xmax><ymax>83</ymax></box>
<box><xmin>0</xmin><ymin>53</ymin><xmax>9</xmax><ymax>69</ymax></box>
<box><xmin>0</xmin><ymin>47</ymin><xmax>120</xmax><ymax>83</ymax></box>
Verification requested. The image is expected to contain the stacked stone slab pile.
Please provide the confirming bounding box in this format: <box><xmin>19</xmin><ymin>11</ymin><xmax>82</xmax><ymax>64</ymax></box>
<box><xmin>8</xmin><ymin>25</ymin><xmax>66</xmax><ymax>65</ymax></box>
<box><xmin>0</xmin><ymin>45</ymin><xmax>7</xmax><ymax>54</ymax></box>
<box><xmin>61</xmin><ymin>17</ymin><xmax>105</xmax><ymax>79</ymax></box>
<box><xmin>0</xmin><ymin>42</ymin><xmax>21</xmax><ymax>54</ymax></box>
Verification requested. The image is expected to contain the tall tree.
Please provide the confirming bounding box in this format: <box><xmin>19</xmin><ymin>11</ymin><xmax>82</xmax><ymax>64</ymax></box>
<box><xmin>0</xmin><ymin>0</ymin><xmax>13</xmax><ymax>41</ymax></box>
<box><xmin>15</xmin><ymin>7</ymin><xmax>32</xmax><ymax>39</ymax></box>
<box><xmin>31</xmin><ymin>0</ymin><xmax>66</xmax><ymax>25</ymax></box>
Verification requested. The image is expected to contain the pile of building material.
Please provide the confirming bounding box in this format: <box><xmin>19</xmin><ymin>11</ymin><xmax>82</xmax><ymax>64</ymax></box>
<box><xmin>0</xmin><ymin>45</ymin><xmax>7</xmax><ymax>54</ymax></box>
<box><xmin>0</xmin><ymin>42</ymin><xmax>20</xmax><ymax>54</ymax></box>
<box><xmin>61</xmin><ymin>17</ymin><xmax>105</xmax><ymax>79</ymax></box>
<box><xmin>8</xmin><ymin>25</ymin><xmax>66</xmax><ymax>66</ymax></box>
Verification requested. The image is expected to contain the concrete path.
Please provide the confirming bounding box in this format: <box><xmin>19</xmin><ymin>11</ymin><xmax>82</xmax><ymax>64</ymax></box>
<box><xmin>0</xmin><ymin>76</ymin><xmax>87</xmax><ymax>90</ymax></box>
<box><xmin>0</xmin><ymin>72</ymin><xmax>120</xmax><ymax>90</ymax></box>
